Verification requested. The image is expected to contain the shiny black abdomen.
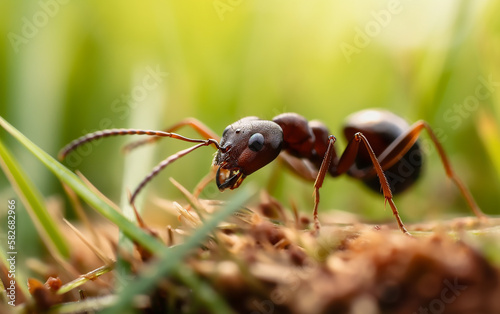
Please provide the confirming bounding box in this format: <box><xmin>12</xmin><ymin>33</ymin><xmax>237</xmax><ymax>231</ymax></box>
<box><xmin>343</xmin><ymin>110</ymin><xmax>424</xmax><ymax>195</ymax></box>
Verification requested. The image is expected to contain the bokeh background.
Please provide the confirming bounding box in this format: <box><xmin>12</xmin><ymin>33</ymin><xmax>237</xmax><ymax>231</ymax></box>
<box><xmin>1</xmin><ymin>0</ymin><xmax>499</xmax><ymax>252</ymax></box>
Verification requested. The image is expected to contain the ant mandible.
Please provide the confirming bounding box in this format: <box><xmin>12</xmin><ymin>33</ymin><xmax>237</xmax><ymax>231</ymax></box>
<box><xmin>59</xmin><ymin>109</ymin><xmax>486</xmax><ymax>235</ymax></box>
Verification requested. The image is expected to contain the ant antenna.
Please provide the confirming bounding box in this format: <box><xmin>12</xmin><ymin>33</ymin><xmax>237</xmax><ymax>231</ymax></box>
<box><xmin>59</xmin><ymin>128</ymin><xmax>220</xmax><ymax>205</ymax></box>
<box><xmin>129</xmin><ymin>140</ymin><xmax>218</xmax><ymax>205</ymax></box>
<box><xmin>58</xmin><ymin>129</ymin><xmax>220</xmax><ymax>160</ymax></box>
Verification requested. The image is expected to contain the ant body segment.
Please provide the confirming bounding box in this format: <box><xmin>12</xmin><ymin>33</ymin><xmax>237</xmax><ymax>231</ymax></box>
<box><xmin>59</xmin><ymin>109</ymin><xmax>486</xmax><ymax>235</ymax></box>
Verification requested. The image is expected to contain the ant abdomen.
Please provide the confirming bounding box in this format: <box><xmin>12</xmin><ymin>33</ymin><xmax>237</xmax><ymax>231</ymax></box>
<box><xmin>343</xmin><ymin>109</ymin><xmax>424</xmax><ymax>195</ymax></box>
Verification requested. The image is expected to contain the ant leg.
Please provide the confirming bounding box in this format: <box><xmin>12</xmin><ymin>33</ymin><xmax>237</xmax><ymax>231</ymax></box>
<box><xmin>192</xmin><ymin>166</ymin><xmax>217</xmax><ymax>199</ymax></box>
<box><xmin>373</xmin><ymin>121</ymin><xmax>486</xmax><ymax>219</ymax></box>
<box><xmin>123</xmin><ymin>118</ymin><xmax>220</xmax><ymax>153</ymax></box>
<box><xmin>312</xmin><ymin>135</ymin><xmax>337</xmax><ymax>234</ymax></box>
<box><xmin>333</xmin><ymin>133</ymin><xmax>411</xmax><ymax>236</ymax></box>
<box><xmin>278</xmin><ymin>152</ymin><xmax>319</xmax><ymax>181</ymax></box>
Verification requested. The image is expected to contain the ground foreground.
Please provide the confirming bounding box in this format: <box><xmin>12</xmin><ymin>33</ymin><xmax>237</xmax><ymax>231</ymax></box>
<box><xmin>6</xmin><ymin>195</ymin><xmax>500</xmax><ymax>314</ymax></box>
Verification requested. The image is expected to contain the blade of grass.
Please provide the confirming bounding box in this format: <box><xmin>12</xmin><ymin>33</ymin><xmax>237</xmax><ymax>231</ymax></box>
<box><xmin>47</xmin><ymin>295</ymin><xmax>119</xmax><ymax>314</ymax></box>
<box><xmin>0</xmin><ymin>138</ymin><xmax>70</xmax><ymax>259</ymax></box>
<box><xmin>1</xmin><ymin>116</ymin><xmax>253</xmax><ymax>313</ymax></box>
<box><xmin>113</xmin><ymin>79</ymin><xmax>165</xmax><ymax>288</ymax></box>
<box><xmin>0</xmin><ymin>116</ymin><xmax>164</xmax><ymax>253</ymax></box>
<box><xmin>478</xmin><ymin>110</ymin><xmax>500</xmax><ymax>180</ymax></box>
<box><xmin>57</xmin><ymin>264</ymin><xmax>115</xmax><ymax>295</ymax></box>
<box><xmin>103</xmin><ymin>185</ymin><xmax>255</xmax><ymax>314</ymax></box>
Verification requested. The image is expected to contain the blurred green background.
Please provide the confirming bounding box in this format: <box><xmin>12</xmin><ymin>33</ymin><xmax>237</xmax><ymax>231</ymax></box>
<box><xmin>1</xmin><ymin>0</ymin><xmax>499</xmax><ymax>235</ymax></box>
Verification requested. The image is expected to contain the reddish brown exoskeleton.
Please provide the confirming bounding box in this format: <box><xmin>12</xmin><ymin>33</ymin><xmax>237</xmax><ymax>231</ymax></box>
<box><xmin>59</xmin><ymin>109</ymin><xmax>486</xmax><ymax>235</ymax></box>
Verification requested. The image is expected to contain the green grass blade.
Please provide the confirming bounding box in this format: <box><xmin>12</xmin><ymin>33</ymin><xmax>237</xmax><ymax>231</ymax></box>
<box><xmin>46</xmin><ymin>295</ymin><xmax>118</xmax><ymax>314</ymax></box>
<box><xmin>478</xmin><ymin>111</ymin><xmax>500</xmax><ymax>180</ymax></box>
<box><xmin>0</xmin><ymin>116</ymin><xmax>164</xmax><ymax>253</ymax></box>
<box><xmin>1</xmin><ymin>116</ymin><xmax>255</xmax><ymax>313</ymax></box>
<box><xmin>57</xmin><ymin>264</ymin><xmax>115</xmax><ymax>295</ymax></box>
<box><xmin>103</xmin><ymin>185</ymin><xmax>255</xmax><ymax>314</ymax></box>
<box><xmin>0</xmin><ymin>138</ymin><xmax>70</xmax><ymax>258</ymax></box>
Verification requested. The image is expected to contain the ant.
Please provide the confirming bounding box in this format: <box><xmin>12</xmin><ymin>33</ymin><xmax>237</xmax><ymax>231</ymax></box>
<box><xmin>59</xmin><ymin>109</ymin><xmax>486</xmax><ymax>235</ymax></box>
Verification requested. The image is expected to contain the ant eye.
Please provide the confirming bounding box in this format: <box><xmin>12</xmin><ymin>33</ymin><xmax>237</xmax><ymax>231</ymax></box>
<box><xmin>248</xmin><ymin>133</ymin><xmax>265</xmax><ymax>152</ymax></box>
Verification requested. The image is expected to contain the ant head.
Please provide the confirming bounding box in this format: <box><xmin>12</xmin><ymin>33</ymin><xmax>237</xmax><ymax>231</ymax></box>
<box><xmin>214</xmin><ymin>117</ymin><xmax>283</xmax><ymax>191</ymax></box>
